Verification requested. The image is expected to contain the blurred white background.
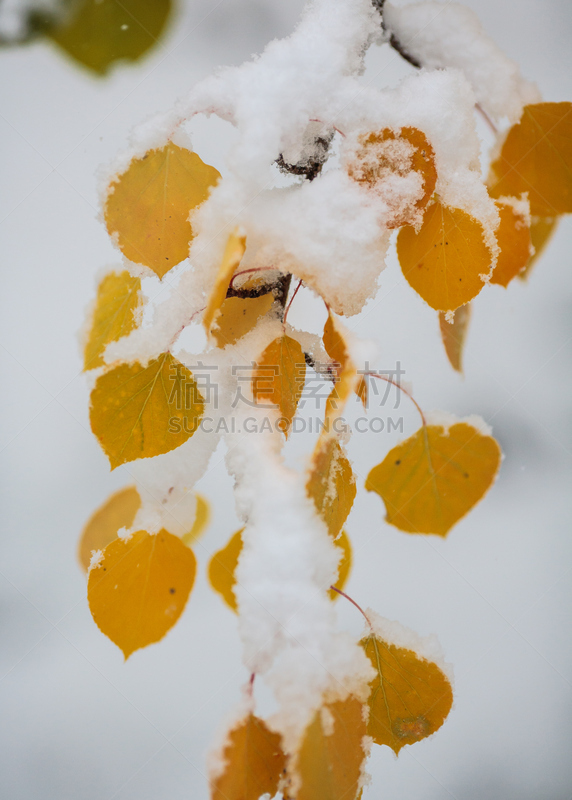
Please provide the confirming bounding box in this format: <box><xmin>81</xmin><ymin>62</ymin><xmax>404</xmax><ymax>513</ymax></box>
<box><xmin>1</xmin><ymin>1</ymin><xmax>571</xmax><ymax>798</ymax></box>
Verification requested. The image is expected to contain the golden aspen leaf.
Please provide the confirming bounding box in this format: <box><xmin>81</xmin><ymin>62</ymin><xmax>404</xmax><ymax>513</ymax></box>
<box><xmin>348</xmin><ymin>126</ymin><xmax>437</xmax><ymax>227</ymax></box>
<box><xmin>78</xmin><ymin>486</ymin><xmax>141</xmax><ymax>572</ymax></box>
<box><xmin>105</xmin><ymin>143</ymin><xmax>220</xmax><ymax>278</ymax></box>
<box><xmin>203</xmin><ymin>229</ymin><xmax>247</xmax><ymax>336</ymax></box>
<box><xmin>294</xmin><ymin>695</ymin><xmax>368</xmax><ymax>800</ymax></box>
<box><xmin>84</xmin><ymin>270</ymin><xmax>142</xmax><ymax>371</ymax></box>
<box><xmin>88</xmin><ymin>529</ymin><xmax>196</xmax><ymax>658</ymax></box>
<box><xmin>306</xmin><ymin>434</ymin><xmax>356</xmax><ymax>539</ymax></box>
<box><xmin>181</xmin><ymin>494</ymin><xmax>210</xmax><ymax>546</ymax></box>
<box><xmin>489</xmin><ymin>102</ymin><xmax>572</xmax><ymax>215</ymax></box>
<box><xmin>397</xmin><ymin>201</ymin><xmax>492</xmax><ymax>312</ymax></box>
<box><xmin>208</xmin><ymin>529</ymin><xmax>244</xmax><ymax>612</ymax></box>
<box><xmin>356</xmin><ymin>376</ymin><xmax>368</xmax><ymax>410</ymax></box>
<box><xmin>213</xmin><ymin>293</ymin><xmax>275</xmax><ymax>348</ymax></box>
<box><xmin>361</xmin><ymin>633</ymin><xmax>453</xmax><ymax>754</ymax></box>
<box><xmin>90</xmin><ymin>352</ymin><xmax>204</xmax><ymax>469</ymax></box>
<box><xmin>520</xmin><ymin>215</ymin><xmax>559</xmax><ymax>279</ymax></box>
<box><xmin>211</xmin><ymin>713</ymin><xmax>286</xmax><ymax>800</ymax></box>
<box><xmin>46</xmin><ymin>0</ymin><xmax>171</xmax><ymax>75</ymax></box>
<box><xmin>327</xmin><ymin>530</ymin><xmax>352</xmax><ymax>602</ymax></box>
<box><xmin>490</xmin><ymin>201</ymin><xmax>532</xmax><ymax>287</ymax></box>
<box><xmin>365</xmin><ymin>422</ymin><xmax>501</xmax><ymax>536</ymax></box>
<box><xmin>209</xmin><ymin>528</ymin><xmax>351</xmax><ymax>612</ymax></box>
<box><xmin>323</xmin><ymin>313</ymin><xmax>357</xmax><ymax>425</ymax></box>
<box><xmin>438</xmin><ymin>304</ymin><xmax>471</xmax><ymax>373</ymax></box>
<box><xmin>252</xmin><ymin>335</ymin><xmax>306</xmax><ymax>435</ymax></box>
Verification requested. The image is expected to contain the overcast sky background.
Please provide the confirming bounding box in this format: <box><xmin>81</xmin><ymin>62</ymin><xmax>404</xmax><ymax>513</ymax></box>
<box><xmin>0</xmin><ymin>1</ymin><xmax>571</xmax><ymax>798</ymax></box>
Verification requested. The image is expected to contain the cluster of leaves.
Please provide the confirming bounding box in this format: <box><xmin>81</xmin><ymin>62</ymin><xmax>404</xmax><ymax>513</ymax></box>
<box><xmin>78</xmin><ymin>51</ymin><xmax>571</xmax><ymax>795</ymax></box>
<box><xmin>1</xmin><ymin>0</ymin><xmax>171</xmax><ymax>75</ymax></box>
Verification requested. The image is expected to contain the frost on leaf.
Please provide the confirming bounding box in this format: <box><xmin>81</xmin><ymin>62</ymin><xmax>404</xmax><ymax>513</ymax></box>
<box><xmin>210</xmin><ymin>713</ymin><xmax>286</xmax><ymax>800</ymax></box>
<box><xmin>361</xmin><ymin>634</ymin><xmax>453</xmax><ymax>755</ymax></box>
<box><xmin>365</xmin><ymin>422</ymin><xmax>501</xmax><ymax>536</ymax></box>
<box><xmin>291</xmin><ymin>695</ymin><xmax>368</xmax><ymax>800</ymax></box>
<box><xmin>490</xmin><ymin>201</ymin><xmax>532</xmax><ymax>287</ymax></box>
<box><xmin>209</xmin><ymin>528</ymin><xmax>351</xmax><ymax>612</ymax></box>
<box><xmin>78</xmin><ymin>486</ymin><xmax>141</xmax><ymax>572</ymax></box>
<box><xmin>252</xmin><ymin>335</ymin><xmax>306</xmax><ymax>436</ymax></box>
<box><xmin>84</xmin><ymin>270</ymin><xmax>142</xmax><ymax>370</ymax></box>
<box><xmin>489</xmin><ymin>102</ymin><xmax>572</xmax><ymax>215</ymax></box>
<box><xmin>347</xmin><ymin>127</ymin><xmax>437</xmax><ymax>227</ymax></box>
<box><xmin>306</xmin><ymin>434</ymin><xmax>356</xmax><ymax>539</ymax></box>
<box><xmin>520</xmin><ymin>215</ymin><xmax>559</xmax><ymax>280</ymax></box>
<box><xmin>438</xmin><ymin>305</ymin><xmax>471</xmax><ymax>373</ymax></box>
<box><xmin>46</xmin><ymin>0</ymin><xmax>172</xmax><ymax>76</ymax></box>
<box><xmin>203</xmin><ymin>229</ymin><xmax>247</xmax><ymax>337</ymax></box>
<box><xmin>87</xmin><ymin>529</ymin><xmax>196</xmax><ymax>658</ymax></box>
<box><xmin>213</xmin><ymin>293</ymin><xmax>275</xmax><ymax>348</ymax></box>
<box><xmin>90</xmin><ymin>353</ymin><xmax>204</xmax><ymax>469</ymax></box>
<box><xmin>105</xmin><ymin>143</ymin><xmax>220</xmax><ymax>277</ymax></box>
<box><xmin>181</xmin><ymin>494</ymin><xmax>210</xmax><ymax>546</ymax></box>
<box><xmin>397</xmin><ymin>201</ymin><xmax>492</xmax><ymax>311</ymax></box>
<box><xmin>323</xmin><ymin>313</ymin><xmax>357</xmax><ymax>425</ymax></box>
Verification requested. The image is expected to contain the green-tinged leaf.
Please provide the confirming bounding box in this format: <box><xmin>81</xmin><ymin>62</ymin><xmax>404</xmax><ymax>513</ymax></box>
<box><xmin>90</xmin><ymin>353</ymin><xmax>204</xmax><ymax>469</ymax></box>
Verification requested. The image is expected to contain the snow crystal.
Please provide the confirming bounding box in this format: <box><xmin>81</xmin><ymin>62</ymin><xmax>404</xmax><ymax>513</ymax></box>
<box><xmin>88</xmin><ymin>549</ymin><xmax>104</xmax><ymax>572</ymax></box>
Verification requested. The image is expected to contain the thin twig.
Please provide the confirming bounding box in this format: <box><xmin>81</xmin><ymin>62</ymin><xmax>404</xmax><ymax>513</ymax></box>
<box><xmin>282</xmin><ymin>280</ymin><xmax>303</xmax><ymax>326</ymax></box>
<box><xmin>366</xmin><ymin>371</ymin><xmax>426</xmax><ymax>426</ymax></box>
<box><xmin>330</xmin><ymin>586</ymin><xmax>373</xmax><ymax>631</ymax></box>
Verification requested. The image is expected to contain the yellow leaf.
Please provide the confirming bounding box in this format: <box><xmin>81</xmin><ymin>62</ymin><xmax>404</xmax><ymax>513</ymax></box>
<box><xmin>397</xmin><ymin>201</ymin><xmax>492</xmax><ymax>311</ymax></box>
<box><xmin>294</xmin><ymin>695</ymin><xmax>368</xmax><ymax>800</ymax></box>
<box><xmin>519</xmin><ymin>215</ymin><xmax>559</xmax><ymax>280</ymax></box>
<box><xmin>47</xmin><ymin>0</ymin><xmax>172</xmax><ymax>75</ymax></box>
<box><xmin>306</xmin><ymin>434</ymin><xmax>356</xmax><ymax>539</ymax></box>
<box><xmin>365</xmin><ymin>421</ymin><xmax>501</xmax><ymax>536</ymax></box>
<box><xmin>438</xmin><ymin>304</ymin><xmax>471</xmax><ymax>373</ymax></box>
<box><xmin>89</xmin><ymin>352</ymin><xmax>204</xmax><ymax>469</ymax></box>
<box><xmin>323</xmin><ymin>313</ymin><xmax>357</xmax><ymax>425</ymax></box>
<box><xmin>348</xmin><ymin>126</ymin><xmax>437</xmax><ymax>227</ymax></box>
<box><xmin>252</xmin><ymin>335</ymin><xmax>306</xmax><ymax>435</ymax></box>
<box><xmin>105</xmin><ymin>143</ymin><xmax>220</xmax><ymax>278</ymax></box>
<box><xmin>84</xmin><ymin>270</ymin><xmax>142</xmax><ymax>370</ymax></box>
<box><xmin>203</xmin><ymin>229</ymin><xmax>247</xmax><ymax>336</ymax></box>
<box><xmin>361</xmin><ymin>633</ymin><xmax>453</xmax><ymax>754</ymax></box>
<box><xmin>78</xmin><ymin>486</ymin><xmax>141</xmax><ymax>572</ymax></box>
<box><xmin>489</xmin><ymin>102</ymin><xmax>572</xmax><ymax>215</ymax></box>
<box><xmin>211</xmin><ymin>713</ymin><xmax>286</xmax><ymax>800</ymax></box>
<box><xmin>356</xmin><ymin>376</ymin><xmax>368</xmax><ymax>410</ymax></box>
<box><xmin>88</xmin><ymin>529</ymin><xmax>196</xmax><ymax>658</ymax></box>
<box><xmin>209</xmin><ymin>528</ymin><xmax>351</xmax><ymax>612</ymax></box>
<box><xmin>208</xmin><ymin>529</ymin><xmax>244</xmax><ymax>612</ymax></box>
<box><xmin>490</xmin><ymin>201</ymin><xmax>532</xmax><ymax>287</ymax></box>
<box><xmin>213</xmin><ymin>293</ymin><xmax>275</xmax><ymax>348</ymax></box>
<box><xmin>181</xmin><ymin>494</ymin><xmax>210</xmax><ymax>546</ymax></box>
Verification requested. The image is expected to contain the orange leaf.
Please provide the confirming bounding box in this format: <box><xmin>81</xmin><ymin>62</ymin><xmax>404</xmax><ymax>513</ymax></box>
<box><xmin>306</xmin><ymin>434</ymin><xmax>356</xmax><ymax>539</ymax></box>
<box><xmin>490</xmin><ymin>200</ymin><xmax>532</xmax><ymax>287</ymax></box>
<box><xmin>209</xmin><ymin>528</ymin><xmax>351</xmax><ymax>611</ymax></box>
<box><xmin>78</xmin><ymin>486</ymin><xmax>141</xmax><ymax>572</ymax></box>
<box><xmin>365</xmin><ymin>421</ymin><xmax>501</xmax><ymax>536</ymax></box>
<box><xmin>88</xmin><ymin>529</ymin><xmax>196</xmax><ymax>658</ymax></box>
<box><xmin>438</xmin><ymin>304</ymin><xmax>471</xmax><ymax>373</ymax></box>
<box><xmin>84</xmin><ymin>270</ymin><xmax>142</xmax><ymax>371</ymax></box>
<box><xmin>293</xmin><ymin>695</ymin><xmax>368</xmax><ymax>800</ymax></box>
<box><xmin>252</xmin><ymin>335</ymin><xmax>306</xmax><ymax>435</ymax></box>
<box><xmin>489</xmin><ymin>102</ymin><xmax>572</xmax><ymax>215</ymax></box>
<box><xmin>356</xmin><ymin>376</ymin><xmax>368</xmax><ymax>410</ymax></box>
<box><xmin>348</xmin><ymin>126</ymin><xmax>437</xmax><ymax>227</ymax></box>
<box><xmin>213</xmin><ymin>293</ymin><xmax>275</xmax><ymax>348</ymax></box>
<box><xmin>203</xmin><ymin>229</ymin><xmax>247</xmax><ymax>336</ymax></box>
<box><xmin>211</xmin><ymin>713</ymin><xmax>286</xmax><ymax>800</ymax></box>
<box><xmin>104</xmin><ymin>143</ymin><xmax>220</xmax><ymax>278</ymax></box>
<box><xmin>323</xmin><ymin>313</ymin><xmax>357</xmax><ymax>425</ymax></box>
<box><xmin>89</xmin><ymin>353</ymin><xmax>204</xmax><ymax>469</ymax></box>
<box><xmin>397</xmin><ymin>201</ymin><xmax>492</xmax><ymax>311</ymax></box>
<box><xmin>520</xmin><ymin>215</ymin><xmax>559</xmax><ymax>280</ymax></box>
<box><xmin>361</xmin><ymin>633</ymin><xmax>453</xmax><ymax>754</ymax></box>
<box><xmin>181</xmin><ymin>494</ymin><xmax>210</xmax><ymax>546</ymax></box>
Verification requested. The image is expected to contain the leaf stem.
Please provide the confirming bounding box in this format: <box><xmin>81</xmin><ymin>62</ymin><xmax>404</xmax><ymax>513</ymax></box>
<box><xmin>282</xmin><ymin>279</ymin><xmax>303</xmax><ymax>326</ymax></box>
<box><xmin>366</xmin><ymin>371</ymin><xmax>426</xmax><ymax>427</ymax></box>
<box><xmin>330</xmin><ymin>586</ymin><xmax>373</xmax><ymax>631</ymax></box>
